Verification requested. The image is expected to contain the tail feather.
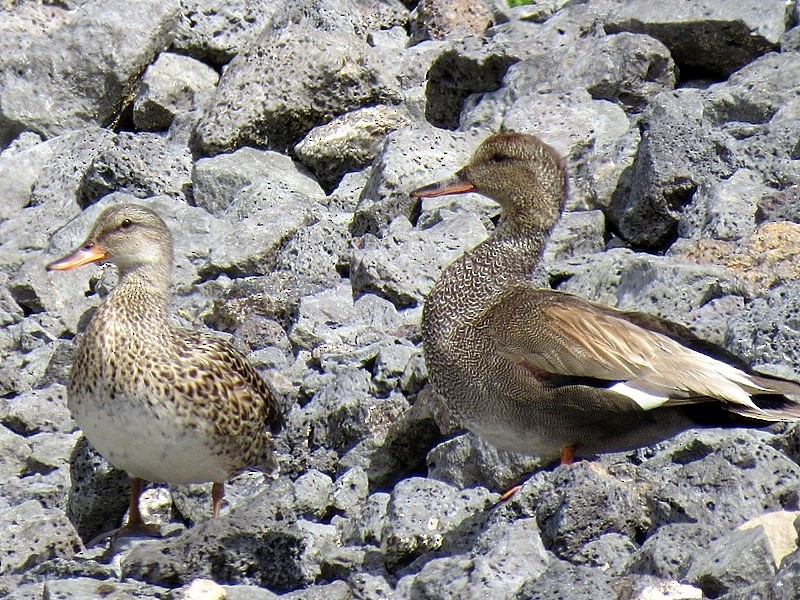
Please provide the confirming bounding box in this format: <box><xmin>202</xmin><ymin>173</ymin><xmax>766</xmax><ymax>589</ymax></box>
<box><xmin>729</xmin><ymin>373</ymin><xmax>800</xmax><ymax>421</ymax></box>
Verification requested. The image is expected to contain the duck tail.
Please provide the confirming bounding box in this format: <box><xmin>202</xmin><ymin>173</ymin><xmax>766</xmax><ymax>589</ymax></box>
<box><xmin>729</xmin><ymin>373</ymin><xmax>800</xmax><ymax>421</ymax></box>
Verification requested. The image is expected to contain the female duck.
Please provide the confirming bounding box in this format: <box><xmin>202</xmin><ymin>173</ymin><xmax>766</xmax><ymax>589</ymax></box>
<box><xmin>47</xmin><ymin>204</ymin><xmax>284</xmax><ymax>533</ymax></box>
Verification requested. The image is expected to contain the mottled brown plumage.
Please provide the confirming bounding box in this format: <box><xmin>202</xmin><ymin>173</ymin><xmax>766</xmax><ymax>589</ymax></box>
<box><xmin>47</xmin><ymin>204</ymin><xmax>283</xmax><ymax>532</ymax></box>
<box><xmin>414</xmin><ymin>132</ymin><xmax>800</xmax><ymax>462</ymax></box>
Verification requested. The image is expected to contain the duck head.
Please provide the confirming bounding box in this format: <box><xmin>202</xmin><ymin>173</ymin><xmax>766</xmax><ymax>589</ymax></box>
<box><xmin>46</xmin><ymin>204</ymin><xmax>174</xmax><ymax>283</ymax></box>
<box><xmin>412</xmin><ymin>132</ymin><xmax>568</xmax><ymax>235</ymax></box>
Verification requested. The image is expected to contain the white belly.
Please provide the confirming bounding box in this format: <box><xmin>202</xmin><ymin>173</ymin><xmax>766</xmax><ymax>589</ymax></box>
<box><xmin>70</xmin><ymin>387</ymin><xmax>230</xmax><ymax>484</ymax></box>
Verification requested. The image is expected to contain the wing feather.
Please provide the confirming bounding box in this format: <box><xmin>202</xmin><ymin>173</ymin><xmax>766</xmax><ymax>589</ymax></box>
<box><xmin>486</xmin><ymin>288</ymin><xmax>775</xmax><ymax>414</ymax></box>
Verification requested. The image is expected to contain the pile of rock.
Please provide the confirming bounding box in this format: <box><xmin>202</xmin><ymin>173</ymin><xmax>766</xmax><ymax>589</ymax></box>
<box><xmin>1</xmin><ymin>0</ymin><xmax>799</xmax><ymax>597</ymax></box>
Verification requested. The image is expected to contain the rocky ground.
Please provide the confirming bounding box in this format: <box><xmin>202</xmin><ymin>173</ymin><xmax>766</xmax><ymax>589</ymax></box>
<box><xmin>2</xmin><ymin>0</ymin><xmax>800</xmax><ymax>597</ymax></box>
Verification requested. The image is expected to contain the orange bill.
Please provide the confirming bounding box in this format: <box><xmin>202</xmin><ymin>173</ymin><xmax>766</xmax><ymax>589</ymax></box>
<box><xmin>410</xmin><ymin>170</ymin><xmax>476</xmax><ymax>198</ymax></box>
<box><xmin>46</xmin><ymin>244</ymin><xmax>107</xmax><ymax>271</ymax></box>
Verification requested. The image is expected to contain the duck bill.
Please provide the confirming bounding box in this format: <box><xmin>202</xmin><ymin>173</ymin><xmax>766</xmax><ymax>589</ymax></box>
<box><xmin>411</xmin><ymin>170</ymin><xmax>476</xmax><ymax>198</ymax></box>
<box><xmin>46</xmin><ymin>244</ymin><xmax>107</xmax><ymax>271</ymax></box>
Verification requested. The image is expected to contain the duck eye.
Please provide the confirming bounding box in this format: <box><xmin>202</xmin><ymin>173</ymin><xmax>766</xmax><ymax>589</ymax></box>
<box><xmin>120</xmin><ymin>218</ymin><xmax>133</xmax><ymax>230</ymax></box>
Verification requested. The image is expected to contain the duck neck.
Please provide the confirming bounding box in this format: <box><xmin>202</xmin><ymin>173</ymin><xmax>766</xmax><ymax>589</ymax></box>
<box><xmin>113</xmin><ymin>263</ymin><xmax>172</xmax><ymax>309</ymax></box>
<box><xmin>425</xmin><ymin>221</ymin><xmax>547</xmax><ymax>328</ymax></box>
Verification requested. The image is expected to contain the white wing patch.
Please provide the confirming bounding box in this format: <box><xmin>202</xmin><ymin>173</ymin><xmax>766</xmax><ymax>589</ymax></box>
<box><xmin>609</xmin><ymin>382</ymin><xmax>670</xmax><ymax>410</ymax></box>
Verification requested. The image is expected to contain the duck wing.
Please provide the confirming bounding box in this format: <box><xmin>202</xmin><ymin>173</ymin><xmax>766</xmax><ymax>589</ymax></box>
<box><xmin>174</xmin><ymin>329</ymin><xmax>286</xmax><ymax>436</ymax></box>
<box><xmin>485</xmin><ymin>287</ymin><xmax>800</xmax><ymax>420</ymax></box>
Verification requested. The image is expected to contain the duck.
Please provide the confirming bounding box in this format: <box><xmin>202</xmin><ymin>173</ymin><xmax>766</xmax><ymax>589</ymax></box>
<box><xmin>413</xmin><ymin>132</ymin><xmax>800</xmax><ymax>464</ymax></box>
<box><xmin>46</xmin><ymin>203</ymin><xmax>284</xmax><ymax>535</ymax></box>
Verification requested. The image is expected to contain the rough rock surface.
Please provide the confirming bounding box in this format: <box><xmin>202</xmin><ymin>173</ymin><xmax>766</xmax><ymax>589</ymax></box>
<box><xmin>2</xmin><ymin>0</ymin><xmax>800</xmax><ymax>597</ymax></box>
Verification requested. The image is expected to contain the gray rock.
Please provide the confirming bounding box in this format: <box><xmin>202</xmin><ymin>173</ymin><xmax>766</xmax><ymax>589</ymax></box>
<box><xmin>27</xmin><ymin>431</ymin><xmax>76</xmax><ymax>479</ymax></box>
<box><xmin>77</xmin><ymin>132</ymin><xmax>194</xmax><ymax>205</ymax></box>
<box><xmin>607</xmin><ymin>89</ymin><xmax>736</xmax><ymax>249</ymax></box>
<box><xmin>223</xmin><ymin>583</ymin><xmax>279</xmax><ymax>600</ymax></box>
<box><xmin>193</xmin><ymin>0</ymin><xmax>401</xmax><ymax>154</ymax></box>
<box><xmin>382</xmin><ymin>477</ymin><xmax>496</xmax><ymax>565</ymax></box>
<box><xmin>0</xmin><ymin>384</ymin><xmax>74</xmax><ymax>436</ymax></box>
<box><xmin>205</xmin><ymin>270</ymin><xmax>335</xmax><ymax>337</ymax></box>
<box><xmin>278</xmin><ymin>367</ymin><xmax>375</xmax><ymax>477</ymax></box>
<box><xmin>418</xmin><ymin>34</ymin><xmax>517</xmax><ymax>130</ymax></box>
<box><xmin>472</xmin><ymin>19</ymin><xmax>676</xmax><ymax>113</ymax></box>
<box><xmin>0</xmin><ymin>129</ymin><xmax>116</xmax><ymax>278</ymax></box>
<box><xmin>294</xmin><ymin>105</ymin><xmax>413</xmax><ymax>190</ymax></box>
<box><xmin>0</xmin><ymin>276</ymin><xmax>24</xmax><ymax>329</ymax></box>
<box><xmin>427</xmin><ymin>433</ymin><xmax>544</xmax><ymax>492</ymax></box>
<box><xmin>0</xmin><ymin>2</ymin><xmax>70</xmax><ymax>81</ymax></box>
<box><xmin>282</xmin><ymin>581</ymin><xmax>352</xmax><ymax>600</ymax></box>
<box><xmin>346</xmin><ymin>571</ymin><xmax>395</xmax><ymax>600</ymax></box>
<box><xmin>133</xmin><ymin>52</ymin><xmax>219</xmax><ymax>131</ymax></box>
<box><xmin>275</xmin><ymin>213</ymin><xmax>351</xmax><ymax>285</ymax></box>
<box><xmin>0</xmin><ymin>132</ymin><xmax>51</xmax><ymax>221</ymax></box>
<box><xmin>686</xmin><ymin>511</ymin><xmax>800</xmax><ymax>597</ymax></box>
<box><xmin>6</xmin><ymin>578</ymin><xmax>170</xmax><ymax>600</ymax></box>
<box><xmin>295</xmin><ymin>469</ymin><xmax>334</xmax><ymax>519</ymax></box>
<box><xmin>615</xmin><ymin>577</ymin><xmax>704</xmax><ymax>600</ymax></box>
<box><xmin>289</xmin><ymin>282</ymin><xmax>403</xmax><ymax>351</ymax></box>
<box><xmin>0</xmin><ymin>500</ymin><xmax>82</xmax><ymax>575</ymax></box>
<box><xmin>67</xmin><ymin>435</ymin><xmax>131</xmax><ymax>542</ymax></box>
<box><xmin>331</xmin><ymin>467</ymin><xmax>370</xmax><ymax>516</ymax></box>
<box><xmin>204</xmin><ymin>182</ymin><xmax>322</xmax><ymax>279</ymax></box>
<box><xmin>756</xmin><ymin>185</ymin><xmax>800</xmax><ymax>224</ymax></box>
<box><xmin>573</xmin><ymin>32</ymin><xmax>676</xmax><ymax>112</ymax></box>
<box><xmin>542</xmin><ymin>210</ymin><xmax>605</xmax><ymax>265</ymax></box>
<box><xmin>727</xmin><ymin>107</ymin><xmax>800</xmax><ymax>188</ymax></box>
<box><xmin>192</xmin><ymin>147</ymin><xmax>323</xmax><ymax>216</ymax></box>
<box><xmin>0</xmin><ymin>313</ymin><xmax>64</xmax><ymax>394</ymax></box>
<box><xmin>328</xmin><ymin>168</ymin><xmax>373</xmax><ymax>213</ymax></box>
<box><xmin>626</xmin><ymin>522</ymin><xmax>717</xmax><ymax>579</ymax></box>
<box><xmin>0</xmin><ymin>0</ymin><xmax>180</xmax><ymax>144</ymax></box>
<box><xmin>120</xmin><ymin>479</ymin><xmax>313</xmax><ymax>591</ymax></box>
<box><xmin>706</xmin><ymin>52</ymin><xmax>800</xmax><ymax>125</ymax></box>
<box><xmin>0</xmin><ymin>425</ymin><xmax>32</xmax><ymax>482</ymax></box>
<box><xmin>409</xmin><ymin>0</ymin><xmax>493</xmax><ymax>44</ymax></box>
<box><xmin>351</xmin><ymin>213</ymin><xmax>488</xmax><ymax>308</ymax></box>
<box><xmin>1</xmin><ymin>460</ymin><xmax>73</xmax><ymax>516</ymax></box>
<box><xmin>170</xmin><ymin>472</ymin><xmax>268</xmax><ymax>525</ymax></box>
<box><xmin>572</xmin><ymin>533</ymin><xmax>637</xmax><ymax>575</ymax></box>
<box><xmin>726</xmin><ymin>282</ymin><xmax>800</xmax><ymax>374</ymax></box>
<box><xmin>352</xmin><ymin>125</ymin><xmax>480</xmax><ymax>236</ymax></box>
<box><xmin>344</xmin><ymin>492</ymin><xmax>390</xmax><ymax>547</ymax></box>
<box><xmin>678</xmin><ymin>169</ymin><xmax>767</xmax><ymax>241</ymax></box>
<box><xmin>763</xmin><ymin>547</ymin><xmax>800</xmax><ymax>600</ymax></box>
<box><xmin>172</xmin><ymin>0</ymin><xmax>279</xmax><ymax>66</ymax></box>
<box><xmin>507</xmin><ymin>461</ymin><xmax>650</xmax><ymax>560</ymax></box>
<box><xmin>371</xmin><ymin>341</ymin><xmax>423</xmax><ymax>395</ymax></box>
<box><xmin>639</xmin><ymin>431</ymin><xmax>800</xmax><ymax>532</ymax></box>
<box><xmin>515</xmin><ymin>559</ymin><xmax>617</xmax><ymax>599</ymax></box>
<box><xmin>605</xmin><ymin>0</ymin><xmax>788</xmax><ymax>79</ymax></box>
<box><xmin>397</xmin><ymin>518</ymin><xmax>549</xmax><ymax>599</ymax></box>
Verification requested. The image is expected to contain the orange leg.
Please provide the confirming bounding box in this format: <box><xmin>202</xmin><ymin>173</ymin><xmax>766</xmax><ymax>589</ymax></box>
<box><xmin>560</xmin><ymin>444</ymin><xmax>576</xmax><ymax>465</ymax></box>
<box><xmin>125</xmin><ymin>477</ymin><xmax>146</xmax><ymax>529</ymax></box>
<box><xmin>212</xmin><ymin>482</ymin><xmax>224</xmax><ymax>518</ymax></box>
<box><xmin>497</xmin><ymin>484</ymin><xmax>523</xmax><ymax>503</ymax></box>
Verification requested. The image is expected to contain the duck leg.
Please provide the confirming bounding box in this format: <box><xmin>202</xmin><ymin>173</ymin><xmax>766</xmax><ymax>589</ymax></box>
<box><xmin>119</xmin><ymin>477</ymin><xmax>160</xmax><ymax>537</ymax></box>
<box><xmin>212</xmin><ymin>482</ymin><xmax>224</xmax><ymax>518</ymax></box>
<box><xmin>125</xmin><ymin>477</ymin><xmax>147</xmax><ymax>529</ymax></box>
<box><xmin>497</xmin><ymin>445</ymin><xmax>578</xmax><ymax>504</ymax></box>
<box><xmin>560</xmin><ymin>444</ymin><xmax>576</xmax><ymax>465</ymax></box>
